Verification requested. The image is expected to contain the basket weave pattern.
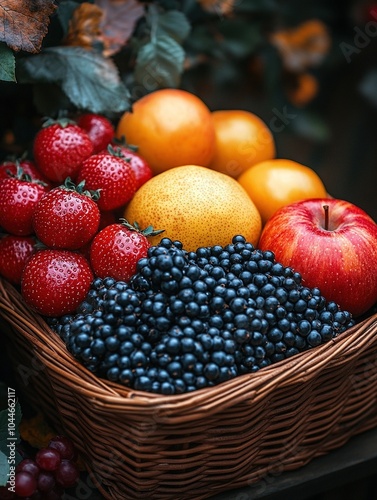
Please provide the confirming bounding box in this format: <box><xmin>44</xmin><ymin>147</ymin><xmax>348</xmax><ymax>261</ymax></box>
<box><xmin>1</xmin><ymin>277</ymin><xmax>377</xmax><ymax>499</ymax></box>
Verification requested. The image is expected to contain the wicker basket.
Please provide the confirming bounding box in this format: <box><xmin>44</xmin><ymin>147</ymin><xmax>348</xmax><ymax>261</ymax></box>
<box><xmin>1</xmin><ymin>276</ymin><xmax>377</xmax><ymax>500</ymax></box>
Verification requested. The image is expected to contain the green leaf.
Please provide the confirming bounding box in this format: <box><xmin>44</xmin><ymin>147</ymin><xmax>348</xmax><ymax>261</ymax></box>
<box><xmin>184</xmin><ymin>25</ymin><xmax>222</xmax><ymax>58</ymax></box>
<box><xmin>157</xmin><ymin>10</ymin><xmax>191</xmax><ymax>43</ymax></box>
<box><xmin>0</xmin><ymin>43</ymin><xmax>16</xmax><ymax>82</ymax></box>
<box><xmin>218</xmin><ymin>19</ymin><xmax>261</xmax><ymax>58</ymax></box>
<box><xmin>17</xmin><ymin>46</ymin><xmax>131</xmax><ymax>115</ymax></box>
<box><xmin>135</xmin><ymin>4</ymin><xmax>189</xmax><ymax>90</ymax></box>
<box><xmin>57</xmin><ymin>1</ymin><xmax>82</xmax><ymax>36</ymax></box>
<box><xmin>0</xmin><ymin>448</ymin><xmax>21</xmax><ymax>488</ymax></box>
<box><xmin>0</xmin><ymin>450</ymin><xmax>10</xmax><ymax>487</ymax></box>
<box><xmin>134</xmin><ymin>34</ymin><xmax>185</xmax><ymax>90</ymax></box>
<box><xmin>186</xmin><ymin>19</ymin><xmax>261</xmax><ymax>60</ymax></box>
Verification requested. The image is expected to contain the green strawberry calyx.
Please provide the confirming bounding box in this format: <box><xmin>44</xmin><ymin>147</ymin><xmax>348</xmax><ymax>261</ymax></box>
<box><xmin>119</xmin><ymin>218</ymin><xmax>164</xmax><ymax>238</ymax></box>
<box><xmin>105</xmin><ymin>144</ymin><xmax>136</xmax><ymax>163</ymax></box>
<box><xmin>41</xmin><ymin>115</ymin><xmax>77</xmax><ymax>129</ymax></box>
<box><xmin>112</xmin><ymin>135</ymin><xmax>139</xmax><ymax>152</ymax></box>
<box><xmin>10</xmin><ymin>165</ymin><xmax>48</xmax><ymax>187</ymax></box>
<box><xmin>61</xmin><ymin>177</ymin><xmax>101</xmax><ymax>201</ymax></box>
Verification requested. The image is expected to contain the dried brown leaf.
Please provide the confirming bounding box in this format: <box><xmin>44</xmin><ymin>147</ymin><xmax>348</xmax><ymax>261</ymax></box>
<box><xmin>64</xmin><ymin>3</ymin><xmax>104</xmax><ymax>50</ymax></box>
<box><xmin>19</xmin><ymin>412</ymin><xmax>56</xmax><ymax>450</ymax></box>
<box><xmin>95</xmin><ymin>0</ymin><xmax>145</xmax><ymax>56</ymax></box>
<box><xmin>270</xmin><ymin>20</ymin><xmax>331</xmax><ymax>72</ymax></box>
<box><xmin>0</xmin><ymin>0</ymin><xmax>56</xmax><ymax>53</ymax></box>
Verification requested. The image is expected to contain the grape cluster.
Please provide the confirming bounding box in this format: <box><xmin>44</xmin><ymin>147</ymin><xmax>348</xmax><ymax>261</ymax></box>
<box><xmin>49</xmin><ymin>236</ymin><xmax>355</xmax><ymax>395</ymax></box>
<box><xmin>0</xmin><ymin>436</ymin><xmax>79</xmax><ymax>499</ymax></box>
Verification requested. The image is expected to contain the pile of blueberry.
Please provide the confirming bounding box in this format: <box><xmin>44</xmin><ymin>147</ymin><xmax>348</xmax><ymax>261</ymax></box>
<box><xmin>48</xmin><ymin>236</ymin><xmax>355</xmax><ymax>395</ymax></box>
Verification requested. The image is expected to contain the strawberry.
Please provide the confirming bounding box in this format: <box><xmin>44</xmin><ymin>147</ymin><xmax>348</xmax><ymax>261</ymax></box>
<box><xmin>76</xmin><ymin>147</ymin><xmax>137</xmax><ymax>211</ymax></box>
<box><xmin>33</xmin><ymin>118</ymin><xmax>93</xmax><ymax>183</ymax></box>
<box><xmin>0</xmin><ymin>234</ymin><xmax>36</xmax><ymax>285</ymax></box>
<box><xmin>77</xmin><ymin>113</ymin><xmax>115</xmax><ymax>153</ymax></box>
<box><xmin>0</xmin><ymin>157</ymin><xmax>52</xmax><ymax>188</ymax></box>
<box><xmin>109</xmin><ymin>144</ymin><xmax>153</xmax><ymax>189</ymax></box>
<box><xmin>78</xmin><ymin>210</ymin><xmax>117</xmax><ymax>260</ymax></box>
<box><xmin>90</xmin><ymin>220</ymin><xmax>164</xmax><ymax>281</ymax></box>
<box><xmin>0</xmin><ymin>169</ymin><xmax>48</xmax><ymax>235</ymax></box>
<box><xmin>21</xmin><ymin>249</ymin><xmax>94</xmax><ymax>317</ymax></box>
<box><xmin>32</xmin><ymin>178</ymin><xmax>101</xmax><ymax>250</ymax></box>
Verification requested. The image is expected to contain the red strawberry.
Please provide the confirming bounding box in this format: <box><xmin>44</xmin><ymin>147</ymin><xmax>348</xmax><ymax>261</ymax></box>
<box><xmin>0</xmin><ymin>234</ymin><xmax>36</xmax><ymax>285</ymax></box>
<box><xmin>76</xmin><ymin>147</ymin><xmax>137</xmax><ymax>211</ymax></box>
<box><xmin>21</xmin><ymin>249</ymin><xmax>94</xmax><ymax>317</ymax></box>
<box><xmin>90</xmin><ymin>220</ymin><xmax>163</xmax><ymax>281</ymax></box>
<box><xmin>33</xmin><ymin>118</ymin><xmax>93</xmax><ymax>183</ymax></box>
<box><xmin>0</xmin><ymin>170</ymin><xmax>48</xmax><ymax>235</ymax></box>
<box><xmin>32</xmin><ymin>178</ymin><xmax>101</xmax><ymax>250</ymax></box>
<box><xmin>109</xmin><ymin>144</ymin><xmax>152</xmax><ymax>189</ymax></box>
<box><xmin>77</xmin><ymin>113</ymin><xmax>114</xmax><ymax>153</ymax></box>
<box><xmin>0</xmin><ymin>157</ymin><xmax>52</xmax><ymax>187</ymax></box>
<box><xmin>78</xmin><ymin>210</ymin><xmax>117</xmax><ymax>260</ymax></box>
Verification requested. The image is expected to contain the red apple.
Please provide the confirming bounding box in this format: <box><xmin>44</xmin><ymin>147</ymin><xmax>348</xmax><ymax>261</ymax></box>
<box><xmin>258</xmin><ymin>198</ymin><xmax>377</xmax><ymax>317</ymax></box>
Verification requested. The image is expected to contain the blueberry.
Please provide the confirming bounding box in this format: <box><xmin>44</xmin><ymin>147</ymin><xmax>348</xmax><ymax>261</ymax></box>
<box><xmin>107</xmin><ymin>367</ymin><xmax>120</xmax><ymax>381</ymax></box>
<box><xmin>50</xmin><ymin>238</ymin><xmax>353</xmax><ymax>395</ymax></box>
<box><xmin>307</xmin><ymin>330</ymin><xmax>322</xmax><ymax>347</ymax></box>
<box><xmin>204</xmin><ymin>363</ymin><xmax>220</xmax><ymax>381</ymax></box>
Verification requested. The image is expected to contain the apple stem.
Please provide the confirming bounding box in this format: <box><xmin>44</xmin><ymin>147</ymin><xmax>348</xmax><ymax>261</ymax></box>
<box><xmin>323</xmin><ymin>204</ymin><xmax>329</xmax><ymax>230</ymax></box>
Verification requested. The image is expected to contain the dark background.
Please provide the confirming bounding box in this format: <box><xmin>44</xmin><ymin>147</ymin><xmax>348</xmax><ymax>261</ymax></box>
<box><xmin>180</xmin><ymin>0</ymin><xmax>377</xmax><ymax>223</ymax></box>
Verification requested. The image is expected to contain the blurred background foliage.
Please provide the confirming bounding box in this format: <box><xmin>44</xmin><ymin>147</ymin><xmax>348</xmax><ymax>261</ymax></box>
<box><xmin>0</xmin><ymin>0</ymin><xmax>376</xmax><ymax>219</ymax></box>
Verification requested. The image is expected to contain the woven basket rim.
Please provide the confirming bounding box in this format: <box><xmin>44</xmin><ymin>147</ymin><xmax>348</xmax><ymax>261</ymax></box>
<box><xmin>1</xmin><ymin>276</ymin><xmax>377</xmax><ymax>419</ymax></box>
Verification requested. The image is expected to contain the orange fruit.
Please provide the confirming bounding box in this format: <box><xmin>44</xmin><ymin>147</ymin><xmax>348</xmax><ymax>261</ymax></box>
<box><xmin>237</xmin><ymin>158</ymin><xmax>328</xmax><ymax>225</ymax></box>
<box><xmin>124</xmin><ymin>165</ymin><xmax>262</xmax><ymax>251</ymax></box>
<box><xmin>116</xmin><ymin>89</ymin><xmax>216</xmax><ymax>175</ymax></box>
<box><xmin>207</xmin><ymin>110</ymin><xmax>276</xmax><ymax>178</ymax></box>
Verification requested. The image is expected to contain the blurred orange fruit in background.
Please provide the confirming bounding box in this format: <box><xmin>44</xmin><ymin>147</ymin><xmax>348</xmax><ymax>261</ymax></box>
<box><xmin>237</xmin><ymin>158</ymin><xmax>328</xmax><ymax>225</ymax></box>
<box><xmin>206</xmin><ymin>109</ymin><xmax>276</xmax><ymax>178</ymax></box>
<box><xmin>116</xmin><ymin>89</ymin><xmax>216</xmax><ymax>175</ymax></box>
